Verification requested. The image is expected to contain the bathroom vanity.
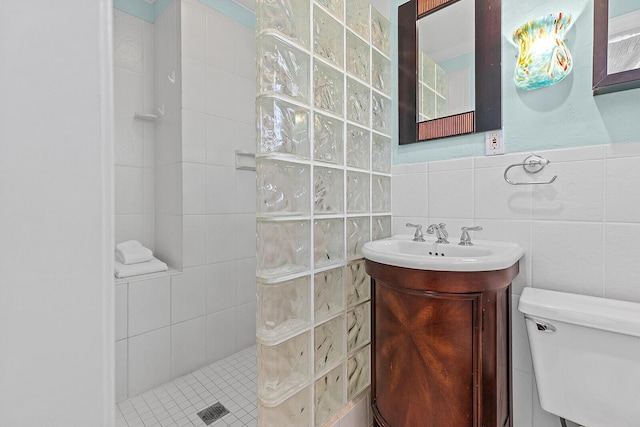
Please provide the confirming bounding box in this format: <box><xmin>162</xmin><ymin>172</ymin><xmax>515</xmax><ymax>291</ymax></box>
<box><xmin>362</xmin><ymin>237</ymin><xmax>522</xmax><ymax>427</ymax></box>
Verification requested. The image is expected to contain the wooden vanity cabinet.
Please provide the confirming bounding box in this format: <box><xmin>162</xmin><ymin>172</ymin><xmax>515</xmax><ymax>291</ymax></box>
<box><xmin>365</xmin><ymin>260</ymin><xmax>519</xmax><ymax>427</ymax></box>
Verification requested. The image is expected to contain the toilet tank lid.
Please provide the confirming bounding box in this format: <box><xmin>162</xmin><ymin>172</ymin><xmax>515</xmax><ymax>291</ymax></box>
<box><xmin>518</xmin><ymin>287</ymin><xmax>640</xmax><ymax>338</ymax></box>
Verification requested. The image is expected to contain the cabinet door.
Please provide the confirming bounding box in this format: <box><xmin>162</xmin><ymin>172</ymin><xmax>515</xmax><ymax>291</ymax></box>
<box><xmin>373</xmin><ymin>281</ymin><xmax>481</xmax><ymax>427</ymax></box>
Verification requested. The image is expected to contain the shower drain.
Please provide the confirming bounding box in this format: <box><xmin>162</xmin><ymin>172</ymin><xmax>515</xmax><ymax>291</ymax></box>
<box><xmin>197</xmin><ymin>402</ymin><xmax>230</xmax><ymax>425</ymax></box>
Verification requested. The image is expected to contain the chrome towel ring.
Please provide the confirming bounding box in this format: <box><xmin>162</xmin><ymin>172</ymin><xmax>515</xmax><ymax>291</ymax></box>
<box><xmin>504</xmin><ymin>155</ymin><xmax>557</xmax><ymax>185</ymax></box>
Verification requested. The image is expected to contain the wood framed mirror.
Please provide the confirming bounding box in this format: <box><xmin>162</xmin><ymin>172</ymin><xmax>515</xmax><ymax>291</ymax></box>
<box><xmin>593</xmin><ymin>0</ymin><xmax>640</xmax><ymax>95</ymax></box>
<box><xmin>398</xmin><ymin>0</ymin><xmax>501</xmax><ymax>145</ymax></box>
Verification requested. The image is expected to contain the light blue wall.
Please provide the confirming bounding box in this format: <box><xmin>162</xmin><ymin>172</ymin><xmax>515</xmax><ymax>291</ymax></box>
<box><xmin>393</xmin><ymin>0</ymin><xmax>640</xmax><ymax>164</ymax></box>
<box><xmin>114</xmin><ymin>0</ymin><xmax>155</xmax><ymax>22</ymax></box>
<box><xmin>198</xmin><ymin>0</ymin><xmax>255</xmax><ymax>28</ymax></box>
<box><xmin>114</xmin><ymin>0</ymin><xmax>255</xmax><ymax>28</ymax></box>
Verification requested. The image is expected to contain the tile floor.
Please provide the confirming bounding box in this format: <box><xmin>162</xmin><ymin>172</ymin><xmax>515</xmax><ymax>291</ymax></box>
<box><xmin>116</xmin><ymin>346</ymin><xmax>257</xmax><ymax>427</ymax></box>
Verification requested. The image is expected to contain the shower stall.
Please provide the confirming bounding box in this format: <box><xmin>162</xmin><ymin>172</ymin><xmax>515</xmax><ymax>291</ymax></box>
<box><xmin>113</xmin><ymin>0</ymin><xmax>391</xmax><ymax>425</ymax></box>
<box><xmin>113</xmin><ymin>0</ymin><xmax>257</xmax><ymax>406</ymax></box>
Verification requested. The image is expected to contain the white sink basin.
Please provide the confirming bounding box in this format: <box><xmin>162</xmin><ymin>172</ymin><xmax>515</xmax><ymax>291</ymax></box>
<box><xmin>362</xmin><ymin>235</ymin><xmax>524</xmax><ymax>272</ymax></box>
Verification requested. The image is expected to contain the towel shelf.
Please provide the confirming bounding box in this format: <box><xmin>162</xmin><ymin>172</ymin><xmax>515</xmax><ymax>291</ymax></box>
<box><xmin>133</xmin><ymin>113</ymin><xmax>159</xmax><ymax>122</ymax></box>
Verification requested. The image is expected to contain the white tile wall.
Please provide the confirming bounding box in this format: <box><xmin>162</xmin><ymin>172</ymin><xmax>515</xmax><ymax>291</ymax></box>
<box><xmin>155</xmin><ymin>164</ymin><xmax>182</xmax><ymax>215</ymax></box>
<box><xmin>511</xmin><ymin>294</ymin><xmax>532</xmax><ymax>374</ymax></box>
<box><xmin>531</xmin><ymin>221</ymin><xmax>604</xmax><ymax>296</ymax></box>
<box><xmin>181</xmin><ymin>0</ymin><xmax>206</xmax><ymax>60</ymax></box>
<box><xmin>237</xmin><ymin>257</ymin><xmax>258</xmax><ymax>305</ymax></box>
<box><xmin>155</xmin><ymin>115</ymin><xmax>182</xmax><ymax>168</ymax></box>
<box><xmin>606</xmin><ymin>156</ymin><xmax>640</xmax><ymax>222</ymax></box>
<box><xmin>183</xmin><ymin>57</ymin><xmax>207</xmax><ymax>112</ymax></box>
<box><xmin>513</xmin><ymin>369</ymin><xmax>533</xmax><ymax>427</ymax></box>
<box><xmin>182</xmin><ymin>109</ymin><xmax>207</xmax><ymax>163</ymax></box>
<box><xmin>235</xmin><ymin>121</ymin><xmax>256</xmax><ymax>154</ymax></box>
<box><xmin>205</xmin><ymin>10</ymin><xmax>236</xmax><ymax>71</ymax></box>
<box><xmin>205</xmin><ymin>66</ymin><xmax>238</xmax><ymax>118</ymax></box>
<box><xmin>428</xmin><ymin>167</ymin><xmax>474</xmax><ymax>219</ymax></box>
<box><xmin>206</xmin><ymin>115</ymin><xmax>237</xmax><ymax>166</ymax></box>
<box><xmin>236</xmin><ymin>301</ymin><xmax>257</xmax><ymax>349</ymax></box>
<box><xmin>114</xmin><ymin>10</ymin><xmax>155</xmax><ymax>252</ymax></box>
<box><xmin>236</xmin><ymin>213</ymin><xmax>257</xmax><ymax>259</ymax></box>
<box><xmin>129</xmin><ymin>326</ymin><xmax>172</xmax><ymax>396</ymax></box>
<box><xmin>154</xmin><ymin>0</ymin><xmax>183</xmax><ymax>271</ymax></box>
<box><xmin>115</xmin><ymin>215</ymin><xmax>145</xmax><ymax>249</ymax></box>
<box><xmin>182</xmin><ymin>214</ymin><xmax>207</xmax><ymax>267</ymax></box>
<box><xmin>155</xmin><ymin>213</ymin><xmax>183</xmax><ymax>270</ymax></box>
<box><xmin>206</xmin><ymin>308</ymin><xmax>238</xmax><ymax>362</ymax></box>
<box><xmin>115</xmin><ymin>266</ymin><xmax>255</xmax><ymax>402</ymax></box>
<box><xmin>115</xmin><ymin>166</ymin><xmax>145</xmax><ymax>215</ymax></box>
<box><xmin>604</xmin><ymin>223</ymin><xmax>640</xmax><ymax>302</ymax></box>
<box><xmin>206</xmin><ymin>165</ymin><xmax>237</xmax><ymax>213</ymax></box>
<box><xmin>206</xmin><ymin>214</ymin><xmax>238</xmax><ymax>263</ymax></box>
<box><xmin>171</xmin><ymin>265</ymin><xmax>207</xmax><ymax>323</ymax></box>
<box><xmin>115</xmin><ymin>339</ymin><xmax>128</xmax><ymax>403</ymax></box>
<box><xmin>475</xmin><ymin>154</ymin><xmax>532</xmax><ymax>221</ymax></box>
<box><xmin>182</xmin><ymin>162</ymin><xmax>207</xmax><ymax>214</ymax></box>
<box><xmin>237</xmin><ymin>171</ymin><xmax>257</xmax><ymax>213</ymax></box>
<box><xmin>128</xmin><ymin>276</ymin><xmax>171</xmax><ymax>336</ymax></box>
<box><xmin>206</xmin><ymin>261</ymin><xmax>238</xmax><ymax>313</ymax></box>
<box><xmin>115</xmin><ymin>284</ymin><xmax>128</xmax><ymax>341</ymax></box>
<box><xmin>171</xmin><ymin>316</ymin><xmax>207</xmax><ymax>377</ymax></box>
<box><xmin>390</xmin><ymin>165</ymin><xmax>428</xmax><ymax>243</ymax></box>
<box><xmin>392</xmin><ymin>142</ymin><xmax>640</xmax><ymax>427</ymax></box>
<box><xmin>390</xmin><ymin>168</ymin><xmax>427</xmax><ymax>217</ymax></box>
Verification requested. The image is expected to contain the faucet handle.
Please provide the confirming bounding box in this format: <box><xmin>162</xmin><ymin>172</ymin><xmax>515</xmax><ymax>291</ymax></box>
<box><xmin>406</xmin><ymin>223</ymin><xmax>425</xmax><ymax>242</ymax></box>
<box><xmin>459</xmin><ymin>226</ymin><xmax>483</xmax><ymax>246</ymax></box>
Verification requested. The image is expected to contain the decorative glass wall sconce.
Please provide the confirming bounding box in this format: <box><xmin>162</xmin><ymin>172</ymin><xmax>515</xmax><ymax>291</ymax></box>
<box><xmin>513</xmin><ymin>13</ymin><xmax>573</xmax><ymax>90</ymax></box>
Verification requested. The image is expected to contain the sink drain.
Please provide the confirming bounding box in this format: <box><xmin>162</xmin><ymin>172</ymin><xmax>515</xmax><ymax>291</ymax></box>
<box><xmin>197</xmin><ymin>402</ymin><xmax>230</xmax><ymax>425</ymax></box>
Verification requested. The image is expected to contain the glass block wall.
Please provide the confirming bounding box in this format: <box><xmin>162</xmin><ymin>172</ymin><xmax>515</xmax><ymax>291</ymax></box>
<box><xmin>255</xmin><ymin>0</ymin><xmax>391</xmax><ymax>425</ymax></box>
<box><xmin>418</xmin><ymin>50</ymin><xmax>448</xmax><ymax>121</ymax></box>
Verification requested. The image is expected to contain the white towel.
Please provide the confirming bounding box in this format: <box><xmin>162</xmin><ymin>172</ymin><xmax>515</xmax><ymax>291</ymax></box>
<box><xmin>115</xmin><ymin>240</ymin><xmax>153</xmax><ymax>265</ymax></box>
<box><xmin>114</xmin><ymin>257</ymin><xmax>168</xmax><ymax>278</ymax></box>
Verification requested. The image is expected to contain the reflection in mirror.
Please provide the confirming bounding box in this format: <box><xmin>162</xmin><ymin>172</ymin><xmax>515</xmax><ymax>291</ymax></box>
<box><xmin>607</xmin><ymin>2</ymin><xmax>640</xmax><ymax>75</ymax></box>
<box><xmin>417</xmin><ymin>0</ymin><xmax>475</xmax><ymax>122</ymax></box>
<box><xmin>593</xmin><ymin>0</ymin><xmax>640</xmax><ymax>95</ymax></box>
<box><xmin>398</xmin><ymin>0</ymin><xmax>501</xmax><ymax>144</ymax></box>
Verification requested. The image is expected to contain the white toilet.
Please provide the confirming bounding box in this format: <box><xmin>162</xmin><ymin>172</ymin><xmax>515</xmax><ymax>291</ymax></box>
<box><xmin>518</xmin><ymin>287</ymin><xmax>640</xmax><ymax>427</ymax></box>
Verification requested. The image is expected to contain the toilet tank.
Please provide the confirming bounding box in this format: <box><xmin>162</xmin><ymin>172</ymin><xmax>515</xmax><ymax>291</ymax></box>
<box><xmin>518</xmin><ymin>287</ymin><xmax>640</xmax><ymax>427</ymax></box>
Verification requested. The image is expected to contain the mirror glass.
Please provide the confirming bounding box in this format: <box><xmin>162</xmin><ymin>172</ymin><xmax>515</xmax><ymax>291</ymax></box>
<box><xmin>398</xmin><ymin>0</ymin><xmax>500</xmax><ymax>144</ymax></box>
<box><xmin>417</xmin><ymin>0</ymin><xmax>475</xmax><ymax>122</ymax></box>
<box><xmin>607</xmin><ymin>1</ymin><xmax>640</xmax><ymax>75</ymax></box>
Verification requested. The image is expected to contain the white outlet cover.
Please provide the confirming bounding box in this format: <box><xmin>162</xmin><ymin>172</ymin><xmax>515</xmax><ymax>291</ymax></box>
<box><xmin>485</xmin><ymin>129</ymin><xmax>504</xmax><ymax>155</ymax></box>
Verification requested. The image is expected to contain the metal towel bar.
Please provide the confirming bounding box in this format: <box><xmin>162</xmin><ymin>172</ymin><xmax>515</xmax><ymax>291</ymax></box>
<box><xmin>503</xmin><ymin>155</ymin><xmax>557</xmax><ymax>185</ymax></box>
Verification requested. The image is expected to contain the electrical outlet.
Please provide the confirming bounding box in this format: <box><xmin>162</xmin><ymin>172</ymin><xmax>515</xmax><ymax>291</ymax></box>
<box><xmin>485</xmin><ymin>130</ymin><xmax>504</xmax><ymax>155</ymax></box>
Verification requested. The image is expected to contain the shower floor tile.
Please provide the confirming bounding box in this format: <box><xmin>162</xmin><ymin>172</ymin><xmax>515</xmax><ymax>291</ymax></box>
<box><xmin>116</xmin><ymin>346</ymin><xmax>257</xmax><ymax>427</ymax></box>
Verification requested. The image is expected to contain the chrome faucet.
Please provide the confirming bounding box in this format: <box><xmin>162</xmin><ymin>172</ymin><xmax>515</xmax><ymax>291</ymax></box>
<box><xmin>426</xmin><ymin>223</ymin><xmax>449</xmax><ymax>244</ymax></box>
<box><xmin>406</xmin><ymin>223</ymin><xmax>425</xmax><ymax>242</ymax></box>
<box><xmin>459</xmin><ymin>226</ymin><xmax>483</xmax><ymax>246</ymax></box>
